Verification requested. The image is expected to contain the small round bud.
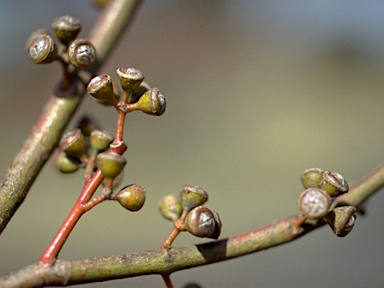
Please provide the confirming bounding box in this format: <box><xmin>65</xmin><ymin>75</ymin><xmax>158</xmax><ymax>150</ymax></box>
<box><xmin>180</xmin><ymin>185</ymin><xmax>208</xmax><ymax>212</ymax></box>
<box><xmin>320</xmin><ymin>171</ymin><xmax>349</xmax><ymax>197</ymax></box>
<box><xmin>158</xmin><ymin>193</ymin><xmax>183</xmax><ymax>221</ymax></box>
<box><xmin>325</xmin><ymin>206</ymin><xmax>356</xmax><ymax>237</ymax></box>
<box><xmin>27</xmin><ymin>33</ymin><xmax>58</xmax><ymax>64</ymax></box>
<box><xmin>97</xmin><ymin>152</ymin><xmax>126</xmax><ymax>180</ymax></box>
<box><xmin>301</xmin><ymin>168</ymin><xmax>324</xmax><ymax>189</ymax></box>
<box><xmin>68</xmin><ymin>39</ymin><xmax>96</xmax><ymax>68</ymax></box>
<box><xmin>59</xmin><ymin>129</ymin><xmax>87</xmax><ymax>159</ymax></box>
<box><xmin>87</xmin><ymin>74</ymin><xmax>118</xmax><ymax>106</ymax></box>
<box><xmin>116</xmin><ymin>67</ymin><xmax>144</xmax><ymax>92</ymax></box>
<box><xmin>51</xmin><ymin>15</ymin><xmax>81</xmax><ymax>46</ymax></box>
<box><xmin>115</xmin><ymin>184</ymin><xmax>146</xmax><ymax>211</ymax></box>
<box><xmin>298</xmin><ymin>188</ymin><xmax>331</xmax><ymax>220</ymax></box>
<box><xmin>53</xmin><ymin>150</ymin><xmax>81</xmax><ymax>173</ymax></box>
<box><xmin>90</xmin><ymin>129</ymin><xmax>113</xmax><ymax>152</ymax></box>
<box><xmin>185</xmin><ymin>206</ymin><xmax>217</xmax><ymax>238</ymax></box>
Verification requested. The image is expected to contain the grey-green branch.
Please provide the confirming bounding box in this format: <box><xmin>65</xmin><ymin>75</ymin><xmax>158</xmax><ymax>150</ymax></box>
<box><xmin>1</xmin><ymin>163</ymin><xmax>383</xmax><ymax>287</ymax></box>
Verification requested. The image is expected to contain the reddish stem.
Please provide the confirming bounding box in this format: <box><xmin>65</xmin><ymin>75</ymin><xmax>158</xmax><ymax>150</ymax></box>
<box><xmin>161</xmin><ymin>274</ymin><xmax>174</xmax><ymax>288</ymax></box>
<box><xmin>40</xmin><ymin>170</ymin><xmax>104</xmax><ymax>265</ymax></box>
<box><xmin>114</xmin><ymin>110</ymin><xmax>126</xmax><ymax>143</ymax></box>
<box><xmin>40</xmin><ymin>142</ymin><xmax>127</xmax><ymax>265</ymax></box>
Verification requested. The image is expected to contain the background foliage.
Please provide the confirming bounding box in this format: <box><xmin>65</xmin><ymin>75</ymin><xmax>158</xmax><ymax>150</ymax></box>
<box><xmin>1</xmin><ymin>1</ymin><xmax>384</xmax><ymax>287</ymax></box>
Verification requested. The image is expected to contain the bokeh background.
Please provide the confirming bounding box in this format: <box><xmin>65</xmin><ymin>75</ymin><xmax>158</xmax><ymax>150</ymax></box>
<box><xmin>1</xmin><ymin>1</ymin><xmax>384</xmax><ymax>287</ymax></box>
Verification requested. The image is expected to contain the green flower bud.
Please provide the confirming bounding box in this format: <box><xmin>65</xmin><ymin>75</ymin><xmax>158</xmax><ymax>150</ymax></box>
<box><xmin>59</xmin><ymin>129</ymin><xmax>87</xmax><ymax>159</ymax></box>
<box><xmin>115</xmin><ymin>184</ymin><xmax>146</xmax><ymax>211</ymax></box>
<box><xmin>180</xmin><ymin>185</ymin><xmax>208</xmax><ymax>212</ymax></box>
<box><xmin>90</xmin><ymin>129</ymin><xmax>113</xmax><ymax>152</ymax></box>
<box><xmin>158</xmin><ymin>193</ymin><xmax>183</xmax><ymax>221</ymax></box>
<box><xmin>185</xmin><ymin>206</ymin><xmax>217</xmax><ymax>238</ymax></box>
<box><xmin>325</xmin><ymin>206</ymin><xmax>356</xmax><ymax>237</ymax></box>
<box><xmin>53</xmin><ymin>150</ymin><xmax>81</xmax><ymax>173</ymax></box>
<box><xmin>51</xmin><ymin>15</ymin><xmax>81</xmax><ymax>46</ymax></box>
<box><xmin>97</xmin><ymin>152</ymin><xmax>126</xmax><ymax>180</ymax></box>
<box><xmin>68</xmin><ymin>39</ymin><xmax>96</xmax><ymax>68</ymax></box>
<box><xmin>132</xmin><ymin>88</ymin><xmax>166</xmax><ymax>116</ymax></box>
<box><xmin>298</xmin><ymin>188</ymin><xmax>331</xmax><ymax>220</ymax></box>
<box><xmin>300</xmin><ymin>168</ymin><xmax>324</xmax><ymax>189</ymax></box>
<box><xmin>87</xmin><ymin>74</ymin><xmax>119</xmax><ymax>106</ymax></box>
<box><xmin>116</xmin><ymin>67</ymin><xmax>144</xmax><ymax>93</ymax></box>
<box><xmin>320</xmin><ymin>171</ymin><xmax>349</xmax><ymax>197</ymax></box>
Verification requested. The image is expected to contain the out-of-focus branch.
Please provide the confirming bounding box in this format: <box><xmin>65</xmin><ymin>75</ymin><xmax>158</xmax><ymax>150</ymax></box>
<box><xmin>0</xmin><ymin>0</ymin><xmax>143</xmax><ymax>234</ymax></box>
<box><xmin>1</xmin><ymin>162</ymin><xmax>383</xmax><ymax>287</ymax></box>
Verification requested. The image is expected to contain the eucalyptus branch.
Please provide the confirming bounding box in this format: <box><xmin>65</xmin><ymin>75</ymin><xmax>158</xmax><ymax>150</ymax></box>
<box><xmin>0</xmin><ymin>0</ymin><xmax>143</xmax><ymax>234</ymax></box>
<box><xmin>1</xmin><ymin>162</ymin><xmax>383</xmax><ymax>288</ymax></box>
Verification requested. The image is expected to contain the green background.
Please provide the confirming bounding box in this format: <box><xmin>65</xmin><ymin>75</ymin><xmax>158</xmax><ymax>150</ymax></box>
<box><xmin>1</xmin><ymin>1</ymin><xmax>384</xmax><ymax>287</ymax></box>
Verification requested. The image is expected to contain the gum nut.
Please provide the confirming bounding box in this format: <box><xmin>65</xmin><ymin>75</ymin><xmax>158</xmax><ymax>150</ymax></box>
<box><xmin>136</xmin><ymin>88</ymin><xmax>166</xmax><ymax>116</ymax></box>
<box><xmin>180</xmin><ymin>185</ymin><xmax>208</xmax><ymax>211</ymax></box>
<box><xmin>54</xmin><ymin>150</ymin><xmax>81</xmax><ymax>173</ymax></box>
<box><xmin>116</xmin><ymin>184</ymin><xmax>146</xmax><ymax>211</ymax></box>
<box><xmin>300</xmin><ymin>168</ymin><xmax>324</xmax><ymax>189</ymax></box>
<box><xmin>51</xmin><ymin>15</ymin><xmax>81</xmax><ymax>45</ymax></box>
<box><xmin>90</xmin><ymin>129</ymin><xmax>113</xmax><ymax>151</ymax></box>
<box><xmin>68</xmin><ymin>39</ymin><xmax>96</xmax><ymax>68</ymax></box>
<box><xmin>158</xmin><ymin>193</ymin><xmax>183</xmax><ymax>221</ymax></box>
<box><xmin>298</xmin><ymin>188</ymin><xmax>331</xmax><ymax>220</ymax></box>
<box><xmin>185</xmin><ymin>206</ymin><xmax>216</xmax><ymax>238</ymax></box>
<box><xmin>320</xmin><ymin>171</ymin><xmax>349</xmax><ymax>197</ymax></box>
<box><xmin>97</xmin><ymin>152</ymin><xmax>126</xmax><ymax>180</ymax></box>
<box><xmin>116</xmin><ymin>67</ymin><xmax>144</xmax><ymax>91</ymax></box>
<box><xmin>59</xmin><ymin>129</ymin><xmax>87</xmax><ymax>158</ymax></box>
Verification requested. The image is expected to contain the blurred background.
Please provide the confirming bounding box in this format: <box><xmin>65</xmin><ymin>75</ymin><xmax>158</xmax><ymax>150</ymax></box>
<box><xmin>1</xmin><ymin>1</ymin><xmax>384</xmax><ymax>287</ymax></box>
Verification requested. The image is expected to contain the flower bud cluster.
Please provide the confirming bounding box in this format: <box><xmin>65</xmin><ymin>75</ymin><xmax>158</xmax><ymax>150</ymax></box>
<box><xmin>26</xmin><ymin>15</ymin><xmax>96</xmax><ymax>69</ymax></box>
<box><xmin>159</xmin><ymin>185</ymin><xmax>222</xmax><ymax>242</ymax></box>
<box><xmin>298</xmin><ymin>168</ymin><xmax>356</xmax><ymax>237</ymax></box>
<box><xmin>54</xmin><ymin>118</ymin><xmax>113</xmax><ymax>174</ymax></box>
<box><xmin>87</xmin><ymin>67</ymin><xmax>167</xmax><ymax>115</ymax></box>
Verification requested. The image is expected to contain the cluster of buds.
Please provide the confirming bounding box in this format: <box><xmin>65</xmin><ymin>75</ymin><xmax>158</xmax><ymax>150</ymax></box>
<box><xmin>26</xmin><ymin>15</ymin><xmax>96</xmax><ymax>69</ymax></box>
<box><xmin>54</xmin><ymin>118</ymin><xmax>146</xmax><ymax>212</ymax></box>
<box><xmin>298</xmin><ymin>168</ymin><xmax>356</xmax><ymax>237</ymax></box>
<box><xmin>159</xmin><ymin>185</ymin><xmax>222</xmax><ymax>246</ymax></box>
<box><xmin>87</xmin><ymin>67</ymin><xmax>166</xmax><ymax>116</ymax></box>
